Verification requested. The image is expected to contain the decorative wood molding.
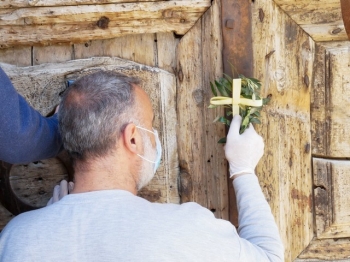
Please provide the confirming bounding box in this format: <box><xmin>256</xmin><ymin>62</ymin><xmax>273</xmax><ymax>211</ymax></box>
<box><xmin>311</xmin><ymin>41</ymin><xmax>350</xmax><ymax>158</ymax></box>
<box><xmin>313</xmin><ymin>158</ymin><xmax>350</xmax><ymax>239</ymax></box>
<box><xmin>0</xmin><ymin>1</ymin><xmax>210</xmax><ymax>48</ymax></box>
<box><xmin>274</xmin><ymin>0</ymin><xmax>348</xmax><ymax>41</ymax></box>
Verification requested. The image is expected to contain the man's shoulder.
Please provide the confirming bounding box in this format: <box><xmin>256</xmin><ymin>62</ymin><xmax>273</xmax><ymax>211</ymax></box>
<box><xmin>1</xmin><ymin>205</ymin><xmax>58</xmax><ymax>236</ymax></box>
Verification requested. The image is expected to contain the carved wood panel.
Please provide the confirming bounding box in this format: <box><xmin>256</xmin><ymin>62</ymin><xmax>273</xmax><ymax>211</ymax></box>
<box><xmin>298</xmin><ymin>42</ymin><xmax>350</xmax><ymax>261</ymax></box>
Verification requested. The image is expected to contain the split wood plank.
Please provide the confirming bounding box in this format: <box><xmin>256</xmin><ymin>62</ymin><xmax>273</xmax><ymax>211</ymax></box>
<box><xmin>75</xmin><ymin>33</ymin><xmax>178</xmax><ymax>74</ymax></box>
<box><xmin>0</xmin><ymin>57</ymin><xmax>179</xmax><ymax>215</ymax></box>
<box><xmin>176</xmin><ymin>0</ymin><xmax>228</xmax><ymax>219</ymax></box>
<box><xmin>252</xmin><ymin>0</ymin><xmax>314</xmax><ymax>261</ymax></box>
<box><xmin>311</xmin><ymin>41</ymin><xmax>350</xmax><ymax>158</ymax></box>
<box><xmin>274</xmin><ymin>0</ymin><xmax>347</xmax><ymax>41</ymax></box>
<box><xmin>74</xmin><ymin>34</ymin><xmax>157</xmax><ymax>68</ymax></box>
<box><xmin>0</xmin><ymin>0</ymin><xmax>190</xmax><ymax>8</ymax></box>
<box><xmin>298</xmin><ymin>237</ymin><xmax>350</xmax><ymax>260</ymax></box>
<box><xmin>0</xmin><ymin>1</ymin><xmax>210</xmax><ymax>48</ymax></box>
<box><xmin>33</xmin><ymin>44</ymin><xmax>74</xmax><ymax>65</ymax></box>
<box><xmin>221</xmin><ymin>0</ymin><xmax>253</xmax><ymax>226</ymax></box>
<box><xmin>0</xmin><ymin>46</ymin><xmax>31</xmax><ymax>66</ymax></box>
<box><xmin>156</xmin><ymin>32</ymin><xmax>179</xmax><ymax>74</ymax></box>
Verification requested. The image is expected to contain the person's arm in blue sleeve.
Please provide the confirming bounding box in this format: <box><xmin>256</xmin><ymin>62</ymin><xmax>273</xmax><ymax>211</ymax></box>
<box><xmin>0</xmin><ymin>67</ymin><xmax>62</xmax><ymax>164</ymax></box>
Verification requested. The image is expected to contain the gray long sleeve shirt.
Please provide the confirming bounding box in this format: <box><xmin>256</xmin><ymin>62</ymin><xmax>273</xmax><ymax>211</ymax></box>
<box><xmin>0</xmin><ymin>174</ymin><xmax>284</xmax><ymax>261</ymax></box>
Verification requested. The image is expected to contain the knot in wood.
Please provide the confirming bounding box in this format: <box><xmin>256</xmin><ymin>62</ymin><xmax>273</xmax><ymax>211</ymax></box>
<box><xmin>96</xmin><ymin>16</ymin><xmax>110</xmax><ymax>29</ymax></box>
<box><xmin>331</xmin><ymin>28</ymin><xmax>342</xmax><ymax>35</ymax></box>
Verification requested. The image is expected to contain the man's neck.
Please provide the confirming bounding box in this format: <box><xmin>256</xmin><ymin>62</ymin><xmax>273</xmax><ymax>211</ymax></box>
<box><xmin>71</xmin><ymin>156</ymin><xmax>138</xmax><ymax>195</ymax></box>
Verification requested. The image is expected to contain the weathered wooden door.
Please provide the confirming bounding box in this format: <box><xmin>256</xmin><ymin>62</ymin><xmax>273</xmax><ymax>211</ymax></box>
<box><xmin>250</xmin><ymin>0</ymin><xmax>350</xmax><ymax>261</ymax></box>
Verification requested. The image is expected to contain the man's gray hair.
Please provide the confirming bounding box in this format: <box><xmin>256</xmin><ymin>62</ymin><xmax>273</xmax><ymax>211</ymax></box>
<box><xmin>59</xmin><ymin>70</ymin><xmax>140</xmax><ymax>160</ymax></box>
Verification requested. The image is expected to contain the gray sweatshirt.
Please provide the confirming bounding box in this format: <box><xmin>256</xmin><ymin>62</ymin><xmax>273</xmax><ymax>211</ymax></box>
<box><xmin>0</xmin><ymin>174</ymin><xmax>284</xmax><ymax>261</ymax></box>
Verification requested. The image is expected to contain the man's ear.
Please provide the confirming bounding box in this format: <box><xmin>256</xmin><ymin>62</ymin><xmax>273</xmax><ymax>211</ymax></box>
<box><xmin>122</xmin><ymin>123</ymin><xmax>141</xmax><ymax>154</ymax></box>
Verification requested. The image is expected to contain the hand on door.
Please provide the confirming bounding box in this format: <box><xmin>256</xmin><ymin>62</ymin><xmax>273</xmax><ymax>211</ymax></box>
<box><xmin>47</xmin><ymin>180</ymin><xmax>74</xmax><ymax>206</ymax></box>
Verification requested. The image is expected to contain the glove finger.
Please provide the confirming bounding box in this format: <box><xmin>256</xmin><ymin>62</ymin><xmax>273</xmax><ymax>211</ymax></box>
<box><xmin>227</xmin><ymin>115</ymin><xmax>242</xmax><ymax>138</ymax></box>
<box><xmin>68</xmin><ymin>182</ymin><xmax>75</xmax><ymax>194</ymax></box>
<box><xmin>52</xmin><ymin>185</ymin><xmax>60</xmax><ymax>203</ymax></box>
<box><xmin>46</xmin><ymin>197</ymin><xmax>53</xmax><ymax>206</ymax></box>
<box><xmin>59</xmin><ymin>180</ymin><xmax>68</xmax><ymax>200</ymax></box>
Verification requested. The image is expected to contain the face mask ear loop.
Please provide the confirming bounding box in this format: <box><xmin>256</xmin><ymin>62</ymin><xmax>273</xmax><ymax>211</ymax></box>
<box><xmin>137</xmin><ymin>153</ymin><xmax>156</xmax><ymax>164</ymax></box>
<box><xmin>136</xmin><ymin>126</ymin><xmax>155</xmax><ymax>135</ymax></box>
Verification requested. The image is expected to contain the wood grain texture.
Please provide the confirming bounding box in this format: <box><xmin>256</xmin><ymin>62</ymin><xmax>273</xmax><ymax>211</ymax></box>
<box><xmin>10</xmin><ymin>159</ymin><xmax>69</xmax><ymax>207</ymax></box>
<box><xmin>33</xmin><ymin>44</ymin><xmax>73</xmax><ymax>65</ymax></box>
<box><xmin>311</xmin><ymin>41</ymin><xmax>350</xmax><ymax>158</ymax></box>
<box><xmin>74</xmin><ymin>34</ymin><xmax>157</xmax><ymax>67</ymax></box>
<box><xmin>0</xmin><ymin>1</ymin><xmax>210</xmax><ymax>48</ymax></box>
<box><xmin>0</xmin><ymin>46</ymin><xmax>31</xmax><ymax>66</ymax></box>
<box><xmin>298</xmin><ymin>237</ymin><xmax>350</xmax><ymax>260</ymax></box>
<box><xmin>313</xmin><ymin>158</ymin><xmax>350</xmax><ymax>240</ymax></box>
<box><xmin>0</xmin><ymin>57</ymin><xmax>179</xmax><ymax>227</ymax></box>
<box><xmin>274</xmin><ymin>0</ymin><xmax>348</xmax><ymax>41</ymax></box>
<box><xmin>156</xmin><ymin>32</ymin><xmax>179</xmax><ymax>74</ymax></box>
<box><xmin>252</xmin><ymin>0</ymin><xmax>314</xmax><ymax>261</ymax></box>
<box><xmin>176</xmin><ymin>0</ymin><xmax>228</xmax><ymax>219</ymax></box>
<box><xmin>0</xmin><ymin>0</ymin><xmax>196</xmax><ymax>8</ymax></box>
<box><xmin>296</xmin><ymin>257</ymin><xmax>350</xmax><ymax>262</ymax></box>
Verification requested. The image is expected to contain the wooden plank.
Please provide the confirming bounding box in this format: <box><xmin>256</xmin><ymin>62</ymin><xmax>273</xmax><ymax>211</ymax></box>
<box><xmin>0</xmin><ymin>46</ymin><xmax>31</xmax><ymax>66</ymax></box>
<box><xmin>313</xmin><ymin>158</ymin><xmax>350</xmax><ymax>240</ymax></box>
<box><xmin>300</xmin><ymin>22</ymin><xmax>347</xmax><ymax>42</ymax></box>
<box><xmin>0</xmin><ymin>0</ymin><xmax>195</xmax><ymax>8</ymax></box>
<box><xmin>273</xmin><ymin>0</ymin><xmax>348</xmax><ymax>41</ymax></box>
<box><xmin>176</xmin><ymin>0</ymin><xmax>227</xmax><ymax>219</ymax></box>
<box><xmin>298</xmin><ymin>238</ymin><xmax>350</xmax><ymax>260</ymax></box>
<box><xmin>311</xmin><ymin>41</ymin><xmax>350</xmax><ymax>158</ymax></box>
<box><xmin>221</xmin><ymin>0</ymin><xmax>253</xmax><ymax>226</ymax></box>
<box><xmin>296</xmin><ymin>257</ymin><xmax>350</xmax><ymax>262</ymax></box>
<box><xmin>0</xmin><ymin>57</ymin><xmax>179</xmax><ymax>228</ymax></box>
<box><xmin>201</xmin><ymin>0</ymin><xmax>227</xmax><ymax>220</ymax></box>
<box><xmin>252</xmin><ymin>0</ymin><xmax>314</xmax><ymax>261</ymax></box>
<box><xmin>0</xmin><ymin>1</ymin><xmax>210</xmax><ymax>48</ymax></box>
<box><xmin>9</xmin><ymin>159</ymin><xmax>69</xmax><ymax>208</ymax></box>
<box><xmin>156</xmin><ymin>32</ymin><xmax>179</xmax><ymax>74</ymax></box>
<box><xmin>74</xmin><ymin>34</ymin><xmax>157</xmax><ymax>67</ymax></box>
<box><xmin>33</xmin><ymin>44</ymin><xmax>73</xmax><ymax>65</ymax></box>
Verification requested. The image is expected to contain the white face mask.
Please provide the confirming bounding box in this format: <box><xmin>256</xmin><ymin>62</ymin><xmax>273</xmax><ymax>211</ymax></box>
<box><xmin>136</xmin><ymin>126</ymin><xmax>162</xmax><ymax>174</ymax></box>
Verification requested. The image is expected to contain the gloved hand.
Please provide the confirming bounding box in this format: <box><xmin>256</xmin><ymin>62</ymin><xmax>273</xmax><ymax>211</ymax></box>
<box><xmin>224</xmin><ymin>115</ymin><xmax>264</xmax><ymax>179</ymax></box>
<box><xmin>47</xmin><ymin>180</ymin><xmax>74</xmax><ymax>206</ymax></box>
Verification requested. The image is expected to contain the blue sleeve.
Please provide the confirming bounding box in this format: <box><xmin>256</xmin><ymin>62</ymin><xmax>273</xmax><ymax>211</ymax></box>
<box><xmin>0</xmin><ymin>67</ymin><xmax>62</xmax><ymax>164</ymax></box>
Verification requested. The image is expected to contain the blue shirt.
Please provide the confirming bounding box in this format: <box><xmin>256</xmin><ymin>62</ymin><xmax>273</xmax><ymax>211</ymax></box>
<box><xmin>0</xmin><ymin>67</ymin><xmax>62</xmax><ymax>164</ymax></box>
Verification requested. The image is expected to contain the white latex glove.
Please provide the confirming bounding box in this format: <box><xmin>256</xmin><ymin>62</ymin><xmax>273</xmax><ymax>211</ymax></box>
<box><xmin>47</xmin><ymin>180</ymin><xmax>74</xmax><ymax>206</ymax></box>
<box><xmin>225</xmin><ymin>115</ymin><xmax>264</xmax><ymax>179</ymax></box>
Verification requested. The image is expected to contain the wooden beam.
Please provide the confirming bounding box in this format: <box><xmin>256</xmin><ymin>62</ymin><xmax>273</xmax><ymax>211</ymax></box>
<box><xmin>221</xmin><ymin>0</ymin><xmax>253</xmax><ymax>226</ymax></box>
<box><xmin>1</xmin><ymin>0</ymin><xmax>164</xmax><ymax>8</ymax></box>
<box><xmin>176</xmin><ymin>0</ymin><xmax>228</xmax><ymax>220</ymax></box>
<box><xmin>274</xmin><ymin>0</ymin><xmax>348</xmax><ymax>41</ymax></box>
<box><xmin>0</xmin><ymin>1</ymin><xmax>210</xmax><ymax>48</ymax></box>
<box><xmin>252</xmin><ymin>0</ymin><xmax>314</xmax><ymax>260</ymax></box>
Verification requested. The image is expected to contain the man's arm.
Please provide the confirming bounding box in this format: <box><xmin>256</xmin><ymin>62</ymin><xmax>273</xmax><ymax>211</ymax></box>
<box><xmin>0</xmin><ymin>67</ymin><xmax>62</xmax><ymax>164</ymax></box>
<box><xmin>225</xmin><ymin>115</ymin><xmax>284</xmax><ymax>261</ymax></box>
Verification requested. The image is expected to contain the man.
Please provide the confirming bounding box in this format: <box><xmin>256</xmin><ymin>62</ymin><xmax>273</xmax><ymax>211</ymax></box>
<box><xmin>0</xmin><ymin>67</ymin><xmax>61</xmax><ymax>164</ymax></box>
<box><xmin>0</xmin><ymin>71</ymin><xmax>284</xmax><ymax>261</ymax></box>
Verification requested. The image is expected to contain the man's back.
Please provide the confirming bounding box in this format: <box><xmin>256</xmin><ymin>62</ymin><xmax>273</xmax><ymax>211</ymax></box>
<box><xmin>0</xmin><ymin>175</ymin><xmax>283</xmax><ymax>262</ymax></box>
